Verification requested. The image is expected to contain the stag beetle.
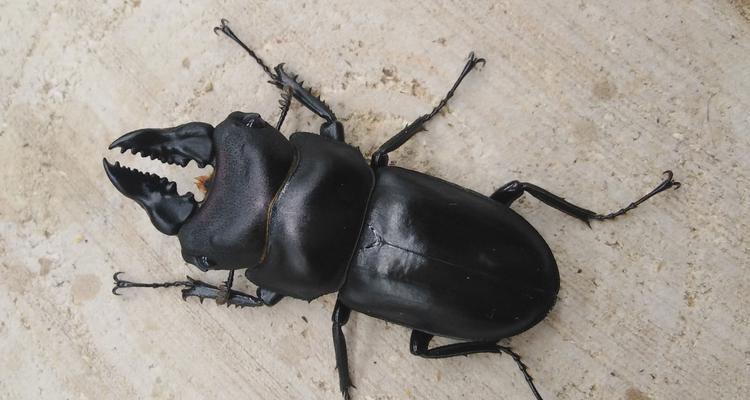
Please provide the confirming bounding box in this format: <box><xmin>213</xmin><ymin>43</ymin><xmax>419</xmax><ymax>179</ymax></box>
<box><xmin>104</xmin><ymin>19</ymin><xmax>681</xmax><ymax>400</ymax></box>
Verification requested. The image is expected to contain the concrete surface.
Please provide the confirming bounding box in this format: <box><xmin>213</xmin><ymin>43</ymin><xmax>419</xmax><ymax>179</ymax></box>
<box><xmin>1</xmin><ymin>1</ymin><xmax>749</xmax><ymax>399</ymax></box>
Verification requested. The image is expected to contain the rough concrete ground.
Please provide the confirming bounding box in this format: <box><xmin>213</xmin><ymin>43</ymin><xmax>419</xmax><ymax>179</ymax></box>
<box><xmin>1</xmin><ymin>1</ymin><xmax>749</xmax><ymax>399</ymax></box>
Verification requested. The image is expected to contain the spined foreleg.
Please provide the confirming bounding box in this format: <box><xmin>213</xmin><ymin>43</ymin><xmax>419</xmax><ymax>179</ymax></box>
<box><xmin>112</xmin><ymin>271</ymin><xmax>283</xmax><ymax>308</ymax></box>
<box><xmin>213</xmin><ymin>19</ymin><xmax>344</xmax><ymax>141</ymax></box>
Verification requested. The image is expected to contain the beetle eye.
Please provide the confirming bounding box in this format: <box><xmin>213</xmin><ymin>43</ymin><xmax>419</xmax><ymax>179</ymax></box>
<box><xmin>198</xmin><ymin>256</ymin><xmax>216</xmax><ymax>269</ymax></box>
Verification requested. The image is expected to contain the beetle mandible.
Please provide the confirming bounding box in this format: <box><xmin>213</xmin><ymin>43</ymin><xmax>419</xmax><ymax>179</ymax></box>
<box><xmin>104</xmin><ymin>19</ymin><xmax>681</xmax><ymax>400</ymax></box>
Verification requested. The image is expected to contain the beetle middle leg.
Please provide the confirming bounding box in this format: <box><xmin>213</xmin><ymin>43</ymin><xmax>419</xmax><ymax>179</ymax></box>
<box><xmin>409</xmin><ymin>330</ymin><xmax>544</xmax><ymax>400</ymax></box>
<box><xmin>371</xmin><ymin>52</ymin><xmax>486</xmax><ymax>167</ymax></box>
<box><xmin>491</xmin><ymin>171</ymin><xmax>681</xmax><ymax>225</ymax></box>
<box><xmin>111</xmin><ymin>271</ymin><xmax>283</xmax><ymax>308</ymax></box>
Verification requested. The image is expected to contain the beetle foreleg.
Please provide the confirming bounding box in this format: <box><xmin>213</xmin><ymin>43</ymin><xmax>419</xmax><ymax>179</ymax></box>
<box><xmin>409</xmin><ymin>330</ymin><xmax>544</xmax><ymax>400</ymax></box>
<box><xmin>491</xmin><ymin>170</ymin><xmax>681</xmax><ymax>225</ymax></box>
<box><xmin>111</xmin><ymin>272</ymin><xmax>191</xmax><ymax>294</ymax></box>
<box><xmin>213</xmin><ymin>19</ymin><xmax>344</xmax><ymax>142</ymax></box>
<box><xmin>273</xmin><ymin>64</ymin><xmax>345</xmax><ymax>141</ymax></box>
<box><xmin>332</xmin><ymin>300</ymin><xmax>355</xmax><ymax>400</ymax></box>
<box><xmin>213</xmin><ymin>19</ymin><xmax>276</xmax><ymax>80</ymax></box>
<box><xmin>180</xmin><ymin>277</ymin><xmax>265</xmax><ymax>308</ymax></box>
<box><xmin>111</xmin><ymin>272</ymin><xmax>269</xmax><ymax>308</ymax></box>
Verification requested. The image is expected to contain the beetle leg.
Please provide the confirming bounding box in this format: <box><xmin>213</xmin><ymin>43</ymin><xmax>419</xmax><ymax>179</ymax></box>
<box><xmin>409</xmin><ymin>330</ymin><xmax>544</xmax><ymax>400</ymax></box>
<box><xmin>273</xmin><ymin>64</ymin><xmax>345</xmax><ymax>141</ymax></box>
<box><xmin>183</xmin><ymin>276</ymin><xmax>283</xmax><ymax>307</ymax></box>
<box><xmin>491</xmin><ymin>171</ymin><xmax>681</xmax><ymax>225</ymax></box>
<box><xmin>180</xmin><ymin>277</ymin><xmax>265</xmax><ymax>308</ymax></box>
<box><xmin>111</xmin><ymin>272</ymin><xmax>268</xmax><ymax>308</ymax></box>
<box><xmin>112</xmin><ymin>271</ymin><xmax>191</xmax><ymax>294</ymax></box>
<box><xmin>371</xmin><ymin>52</ymin><xmax>485</xmax><ymax>167</ymax></box>
<box><xmin>332</xmin><ymin>300</ymin><xmax>355</xmax><ymax>400</ymax></box>
<box><xmin>214</xmin><ymin>269</ymin><xmax>236</xmax><ymax>305</ymax></box>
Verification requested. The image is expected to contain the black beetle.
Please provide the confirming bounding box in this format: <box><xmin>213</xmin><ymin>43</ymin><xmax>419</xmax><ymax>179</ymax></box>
<box><xmin>104</xmin><ymin>20</ymin><xmax>681</xmax><ymax>400</ymax></box>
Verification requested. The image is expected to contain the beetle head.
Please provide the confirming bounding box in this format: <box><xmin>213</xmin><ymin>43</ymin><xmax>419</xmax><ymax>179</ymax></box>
<box><xmin>104</xmin><ymin>112</ymin><xmax>293</xmax><ymax>271</ymax></box>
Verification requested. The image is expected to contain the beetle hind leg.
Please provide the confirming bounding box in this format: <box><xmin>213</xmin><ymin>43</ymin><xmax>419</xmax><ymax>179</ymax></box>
<box><xmin>409</xmin><ymin>330</ymin><xmax>544</xmax><ymax>400</ymax></box>
<box><xmin>491</xmin><ymin>171</ymin><xmax>681</xmax><ymax>225</ymax></box>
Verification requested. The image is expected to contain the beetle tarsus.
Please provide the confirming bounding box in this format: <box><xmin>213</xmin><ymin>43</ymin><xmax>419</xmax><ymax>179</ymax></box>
<box><xmin>180</xmin><ymin>276</ymin><xmax>265</xmax><ymax>307</ymax></box>
<box><xmin>497</xmin><ymin>345</ymin><xmax>543</xmax><ymax>400</ymax></box>
<box><xmin>112</xmin><ymin>271</ymin><xmax>192</xmax><ymax>295</ymax></box>
<box><xmin>213</xmin><ymin>19</ymin><xmax>277</xmax><ymax>80</ymax></box>
<box><xmin>589</xmin><ymin>170</ymin><xmax>681</xmax><ymax>221</ymax></box>
<box><xmin>212</xmin><ymin>18</ymin><xmax>229</xmax><ymax>36</ymax></box>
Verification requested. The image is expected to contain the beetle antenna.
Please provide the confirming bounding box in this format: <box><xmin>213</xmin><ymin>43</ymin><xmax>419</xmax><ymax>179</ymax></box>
<box><xmin>214</xmin><ymin>19</ymin><xmax>278</xmax><ymax>81</ymax></box>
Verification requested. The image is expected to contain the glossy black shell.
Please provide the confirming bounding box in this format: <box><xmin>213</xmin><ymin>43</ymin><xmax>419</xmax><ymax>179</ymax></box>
<box><xmin>241</xmin><ymin>130</ymin><xmax>559</xmax><ymax>341</ymax></box>
<box><xmin>246</xmin><ymin>133</ymin><xmax>373</xmax><ymax>300</ymax></box>
<box><xmin>339</xmin><ymin>167</ymin><xmax>559</xmax><ymax>341</ymax></box>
